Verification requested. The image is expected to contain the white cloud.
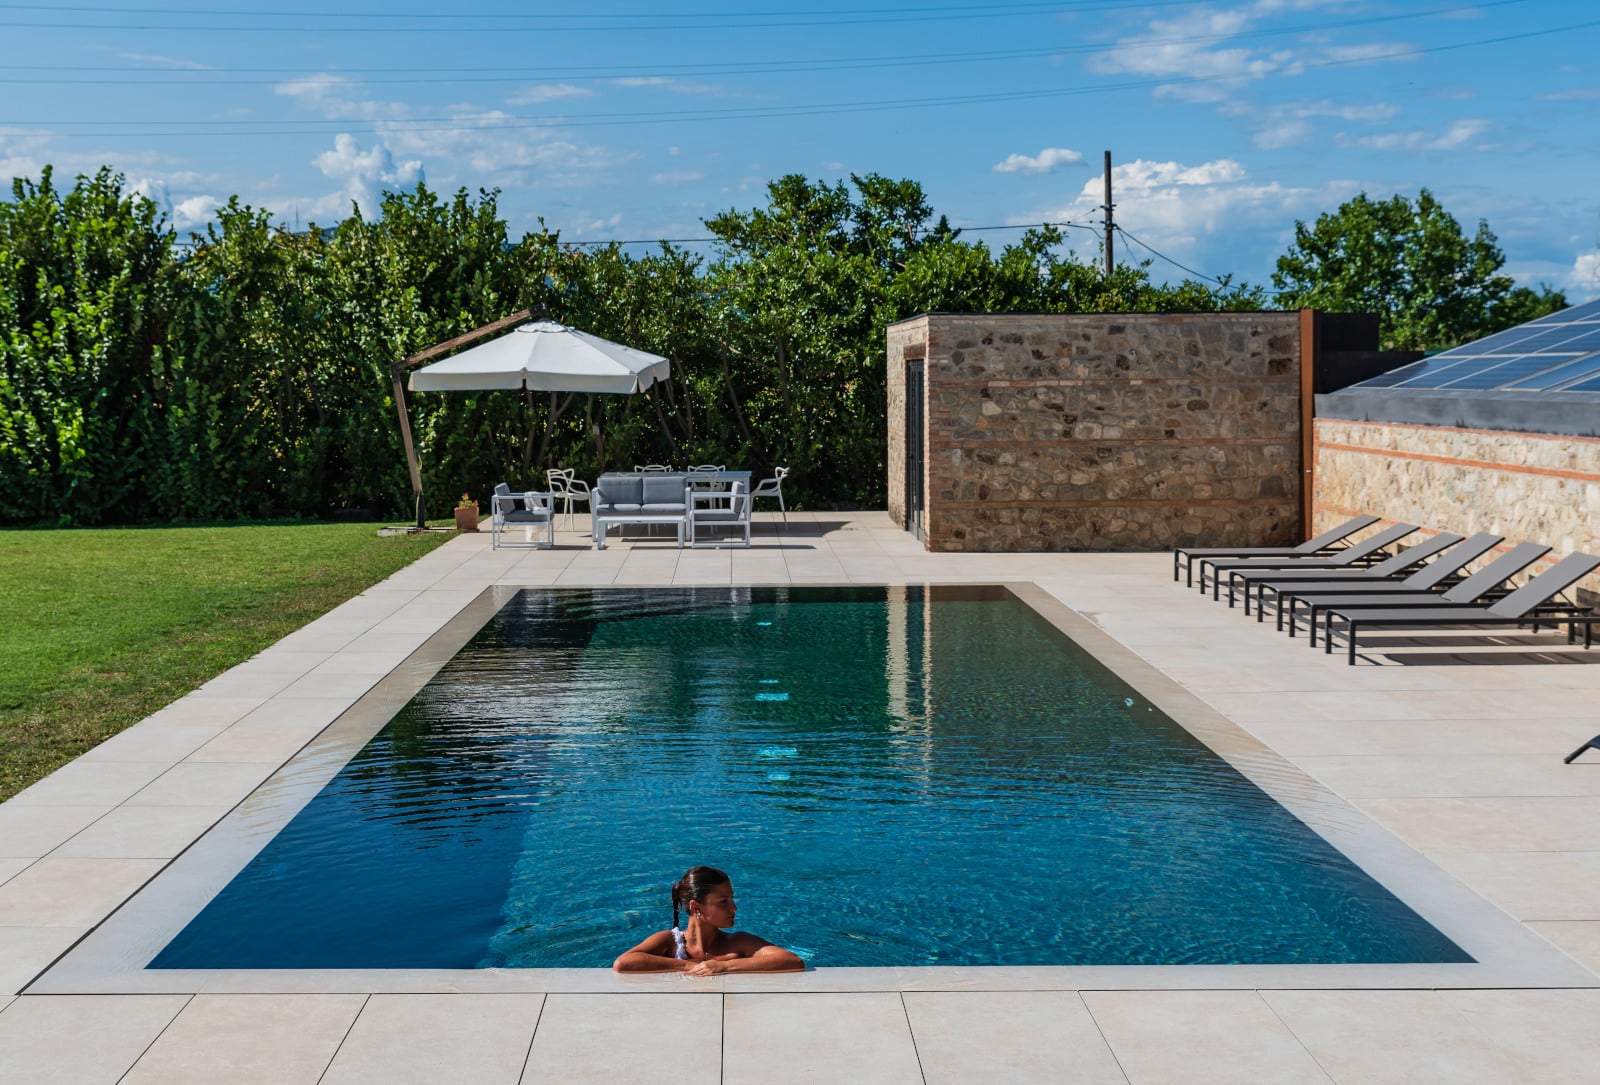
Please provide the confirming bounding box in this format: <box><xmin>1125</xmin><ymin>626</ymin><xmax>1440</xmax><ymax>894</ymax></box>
<box><xmin>612</xmin><ymin>76</ymin><xmax>724</xmax><ymax>96</ymax></box>
<box><xmin>584</xmin><ymin>213</ymin><xmax>623</xmax><ymax>233</ymax></box>
<box><xmin>992</xmin><ymin>147</ymin><xmax>1085</xmax><ymax>175</ymax></box>
<box><xmin>172</xmin><ymin>195</ymin><xmax>221</xmax><ymax>230</ymax></box>
<box><xmin>506</xmin><ymin>83</ymin><xmax>594</xmax><ymax>106</ymax></box>
<box><xmin>1340</xmin><ymin>118</ymin><xmax>1491</xmax><ymax>152</ymax></box>
<box><xmin>821</xmin><ymin>160</ymin><xmax>845</xmax><ymax>171</ymax></box>
<box><xmin>652</xmin><ymin>170</ymin><xmax>702</xmax><ymax>185</ymax></box>
<box><xmin>1014</xmin><ymin>156</ymin><xmax>1357</xmax><ymax>279</ymax></box>
<box><xmin>309</xmin><ymin>134</ymin><xmax>423</xmax><ymax>219</ymax></box>
<box><xmin>118</xmin><ymin>51</ymin><xmax>212</xmax><ymax>70</ymax></box>
<box><xmin>1570</xmin><ymin>251</ymin><xmax>1600</xmax><ymax>294</ymax></box>
<box><xmin>1090</xmin><ymin>2</ymin><xmax>1411</xmax><ymax>104</ymax></box>
<box><xmin>1247</xmin><ymin>98</ymin><xmax>1399</xmax><ymax>149</ymax></box>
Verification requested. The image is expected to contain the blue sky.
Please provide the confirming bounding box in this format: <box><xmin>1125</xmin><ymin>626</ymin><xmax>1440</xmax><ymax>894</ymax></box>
<box><xmin>4</xmin><ymin>1</ymin><xmax>1597</xmax><ymax>298</ymax></box>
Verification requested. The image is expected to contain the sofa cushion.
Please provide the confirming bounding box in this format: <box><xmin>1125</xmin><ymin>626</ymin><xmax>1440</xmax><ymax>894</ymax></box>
<box><xmin>641</xmin><ymin>502</ymin><xmax>686</xmax><ymax>515</ymax></box>
<box><xmin>642</xmin><ymin>474</ymin><xmax>688</xmax><ymax>504</ymax></box>
<box><xmin>597</xmin><ymin>474</ymin><xmax>645</xmax><ymax>506</ymax></box>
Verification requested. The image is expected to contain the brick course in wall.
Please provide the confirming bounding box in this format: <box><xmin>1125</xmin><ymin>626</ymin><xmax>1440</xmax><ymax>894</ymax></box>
<box><xmin>1314</xmin><ymin>418</ymin><xmax>1600</xmax><ymax>603</ymax></box>
<box><xmin>887</xmin><ymin>312</ymin><xmax>1305</xmax><ymax>552</ymax></box>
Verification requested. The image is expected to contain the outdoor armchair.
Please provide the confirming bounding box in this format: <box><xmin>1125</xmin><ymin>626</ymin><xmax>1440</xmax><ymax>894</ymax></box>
<box><xmin>689</xmin><ymin>480</ymin><xmax>752</xmax><ymax>548</ymax></box>
<box><xmin>752</xmin><ymin>466</ymin><xmax>788</xmax><ymax>524</ymax></box>
<box><xmin>1205</xmin><ymin>522</ymin><xmax>1420</xmax><ymax>602</ymax></box>
<box><xmin>1324</xmin><ymin>552</ymin><xmax>1600</xmax><ymax>664</ymax></box>
<box><xmin>490</xmin><ymin>482</ymin><xmax>555</xmax><ymax>550</ymax></box>
<box><xmin>1299</xmin><ymin>541</ymin><xmax>1551</xmax><ymax>645</ymax></box>
<box><xmin>1173</xmin><ymin>513</ymin><xmax>1378</xmax><ymax>586</ymax></box>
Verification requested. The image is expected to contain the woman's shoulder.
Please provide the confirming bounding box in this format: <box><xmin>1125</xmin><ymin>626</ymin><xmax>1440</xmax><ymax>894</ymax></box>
<box><xmin>632</xmin><ymin>929</ymin><xmax>678</xmax><ymax>954</ymax></box>
<box><xmin>723</xmin><ymin>929</ymin><xmax>776</xmax><ymax>955</ymax></box>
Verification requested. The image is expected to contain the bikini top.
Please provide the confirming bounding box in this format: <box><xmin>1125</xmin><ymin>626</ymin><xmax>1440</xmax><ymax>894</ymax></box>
<box><xmin>671</xmin><ymin>927</ymin><xmax>690</xmax><ymax>960</ymax></box>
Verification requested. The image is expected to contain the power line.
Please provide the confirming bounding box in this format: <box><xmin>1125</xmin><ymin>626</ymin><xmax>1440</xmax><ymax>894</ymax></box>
<box><xmin>9</xmin><ymin>13</ymin><xmax>1588</xmax><ymax>137</ymax></box>
<box><xmin>0</xmin><ymin>1</ymin><xmax>1525</xmax><ymax>84</ymax></box>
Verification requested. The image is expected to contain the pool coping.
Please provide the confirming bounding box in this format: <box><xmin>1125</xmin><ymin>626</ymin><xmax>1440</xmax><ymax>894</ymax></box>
<box><xmin>26</xmin><ymin>580</ymin><xmax>1599</xmax><ymax>996</ymax></box>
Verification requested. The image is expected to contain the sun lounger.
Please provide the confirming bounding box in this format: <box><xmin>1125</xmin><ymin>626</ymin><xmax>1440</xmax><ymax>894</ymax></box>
<box><xmin>1172</xmin><ymin>514</ymin><xmax>1379</xmax><ymax>586</ymax></box>
<box><xmin>1241</xmin><ymin>532</ymin><xmax>1497</xmax><ymax>622</ymax></box>
<box><xmin>1299</xmin><ymin>541</ymin><xmax>1550</xmax><ymax>645</ymax></box>
<box><xmin>1565</xmin><ymin>735</ymin><xmax>1600</xmax><ymax>764</ymax></box>
<box><xmin>1324</xmin><ymin>552</ymin><xmax>1600</xmax><ymax>664</ymax></box>
<box><xmin>1203</xmin><ymin>522</ymin><xmax>1420</xmax><ymax>602</ymax></box>
<box><xmin>1229</xmin><ymin>532</ymin><xmax>1465</xmax><ymax>616</ymax></box>
<box><xmin>1266</xmin><ymin>532</ymin><xmax>1503</xmax><ymax>632</ymax></box>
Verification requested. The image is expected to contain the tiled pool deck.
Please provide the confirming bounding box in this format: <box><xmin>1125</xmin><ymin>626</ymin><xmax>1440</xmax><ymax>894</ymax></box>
<box><xmin>3</xmin><ymin>512</ymin><xmax>1599</xmax><ymax>1082</ymax></box>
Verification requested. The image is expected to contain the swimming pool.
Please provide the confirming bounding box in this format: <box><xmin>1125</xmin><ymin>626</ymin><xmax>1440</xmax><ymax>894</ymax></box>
<box><xmin>149</xmin><ymin>585</ymin><xmax>1468</xmax><ymax>970</ymax></box>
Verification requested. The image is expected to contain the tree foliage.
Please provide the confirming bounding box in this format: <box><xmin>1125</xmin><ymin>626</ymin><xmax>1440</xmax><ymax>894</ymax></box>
<box><xmin>8</xmin><ymin>166</ymin><xmax>1486</xmax><ymax>527</ymax></box>
<box><xmin>1272</xmin><ymin>189</ymin><xmax>1566</xmax><ymax>351</ymax></box>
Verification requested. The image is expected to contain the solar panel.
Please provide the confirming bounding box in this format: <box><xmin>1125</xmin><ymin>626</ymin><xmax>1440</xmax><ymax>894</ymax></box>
<box><xmin>1561</xmin><ymin>373</ymin><xmax>1600</xmax><ymax>393</ymax></box>
<box><xmin>1348</xmin><ymin>297</ymin><xmax>1600</xmax><ymax>394</ymax></box>
<box><xmin>1505</xmin><ymin>353</ymin><xmax>1600</xmax><ymax>390</ymax></box>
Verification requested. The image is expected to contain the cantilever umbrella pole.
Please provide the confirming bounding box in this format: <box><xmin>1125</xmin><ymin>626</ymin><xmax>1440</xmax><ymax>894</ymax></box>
<box><xmin>390</xmin><ymin>307</ymin><xmax>537</xmax><ymax>530</ymax></box>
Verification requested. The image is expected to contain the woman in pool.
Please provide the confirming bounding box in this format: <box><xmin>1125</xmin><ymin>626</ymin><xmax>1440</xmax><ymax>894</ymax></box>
<box><xmin>613</xmin><ymin>865</ymin><xmax>805</xmax><ymax>975</ymax></box>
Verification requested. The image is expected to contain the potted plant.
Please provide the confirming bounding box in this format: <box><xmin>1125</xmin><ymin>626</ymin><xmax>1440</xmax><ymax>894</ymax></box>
<box><xmin>454</xmin><ymin>493</ymin><xmax>480</xmax><ymax>532</ymax></box>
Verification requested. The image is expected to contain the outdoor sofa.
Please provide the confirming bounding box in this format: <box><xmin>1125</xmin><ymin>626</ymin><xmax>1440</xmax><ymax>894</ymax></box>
<box><xmin>591</xmin><ymin>472</ymin><xmax>692</xmax><ymax>549</ymax></box>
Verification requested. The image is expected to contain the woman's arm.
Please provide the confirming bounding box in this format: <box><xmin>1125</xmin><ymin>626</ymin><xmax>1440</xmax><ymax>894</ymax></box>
<box><xmin>684</xmin><ymin>940</ymin><xmax>804</xmax><ymax>976</ymax></box>
<box><xmin>612</xmin><ymin>931</ymin><xmax>688</xmax><ymax>973</ymax></box>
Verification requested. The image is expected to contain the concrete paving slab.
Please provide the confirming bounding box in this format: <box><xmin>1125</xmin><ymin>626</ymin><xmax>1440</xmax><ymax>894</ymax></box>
<box><xmin>904</xmin><ymin>991</ymin><xmax>1128</xmax><ymax>1084</ymax></box>
<box><xmin>0</xmin><ymin>994</ymin><xmax>189</xmax><ymax>1085</ymax></box>
<box><xmin>1083</xmin><ymin>990</ymin><xmax>1332</xmax><ymax>1084</ymax></box>
<box><xmin>522</xmin><ymin>993</ymin><xmax>717</xmax><ymax>1084</ymax></box>
<box><xmin>722</xmin><ymin>993</ymin><xmax>922</xmax><ymax>1085</ymax></box>
<box><xmin>0</xmin><ymin>858</ymin><xmax>162</xmax><ymax>926</ymax></box>
<box><xmin>321</xmin><ymin>993</ymin><xmax>543</xmax><ymax>1085</ymax></box>
<box><xmin>120</xmin><ymin>993</ymin><xmax>366</xmax><ymax>1084</ymax></box>
<box><xmin>50</xmin><ymin>804</ymin><xmax>233</xmax><ymax>859</ymax></box>
<box><xmin>0</xmin><ymin>925</ymin><xmax>87</xmax><ymax>996</ymax></box>
<box><xmin>0</xmin><ymin>803</ymin><xmax>109</xmax><ymax>858</ymax></box>
<box><xmin>125</xmin><ymin>761</ymin><xmax>277</xmax><ymax>806</ymax></box>
<box><xmin>1263</xmin><ymin>989</ymin><xmax>1533</xmax><ymax>1084</ymax></box>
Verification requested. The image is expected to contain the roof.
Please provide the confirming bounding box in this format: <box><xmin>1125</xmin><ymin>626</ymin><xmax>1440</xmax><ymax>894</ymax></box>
<box><xmin>1316</xmin><ymin>297</ymin><xmax>1600</xmax><ymax>437</ymax></box>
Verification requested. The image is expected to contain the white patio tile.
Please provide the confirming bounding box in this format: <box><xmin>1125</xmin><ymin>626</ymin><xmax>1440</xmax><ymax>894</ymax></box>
<box><xmin>722</xmin><ymin>993</ymin><xmax>922</xmax><ymax>1085</ymax></box>
<box><xmin>1525</xmin><ymin>919</ymin><xmax>1600</xmax><ymax>972</ymax></box>
<box><xmin>125</xmin><ymin>761</ymin><xmax>276</xmax><ymax>806</ymax></box>
<box><xmin>321</xmin><ymin>994</ymin><xmax>543</xmax><ymax>1085</ymax></box>
<box><xmin>0</xmin><ymin>804</ymin><xmax>109</xmax><ymax>858</ymax></box>
<box><xmin>192</xmin><ymin>667</ymin><xmax>301</xmax><ymax>699</ymax></box>
<box><xmin>1446</xmin><ymin>987</ymin><xmax>1600</xmax><ymax>1081</ymax></box>
<box><xmin>1429</xmin><ymin>850</ymin><xmax>1600</xmax><ymax>920</ymax></box>
<box><xmin>50</xmin><ymin>804</ymin><xmax>231</xmax><ymax>859</ymax></box>
<box><xmin>122</xmin><ymin>993</ymin><xmax>367</xmax><ymax>1084</ymax></box>
<box><xmin>1083</xmin><ymin>991</ymin><xmax>1332</xmax><ymax>1085</ymax></box>
<box><xmin>0</xmin><ymin>859</ymin><xmax>28</xmax><ymax>886</ymax></box>
<box><xmin>0</xmin><ymin>925</ymin><xmax>87</xmax><ymax>996</ymax></box>
<box><xmin>522</xmin><ymin>993</ymin><xmax>718</xmax><ymax>1084</ymax></box>
<box><xmin>0</xmin><ymin>994</ymin><xmax>189</xmax><ymax>1085</ymax></box>
<box><xmin>143</xmin><ymin>696</ymin><xmax>265</xmax><ymax>728</ymax></box>
<box><xmin>904</xmin><ymin>991</ymin><xmax>1128</xmax><ymax>1084</ymax></box>
<box><xmin>77</xmin><ymin>723</ymin><xmax>226</xmax><ymax>764</ymax></box>
<box><xmin>1294</xmin><ymin>753</ymin><xmax>1600</xmax><ymax>799</ymax></box>
<box><xmin>8</xmin><ymin>761</ymin><xmax>171</xmax><ymax>807</ymax></box>
<box><xmin>0</xmin><ymin>858</ymin><xmax>163</xmax><ymax>926</ymax></box>
<box><xmin>276</xmin><ymin>670</ymin><xmax>385</xmax><ymax>699</ymax></box>
<box><xmin>1263</xmin><ymin>989</ymin><xmax>1534</xmax><ymax>1084</ymax></box>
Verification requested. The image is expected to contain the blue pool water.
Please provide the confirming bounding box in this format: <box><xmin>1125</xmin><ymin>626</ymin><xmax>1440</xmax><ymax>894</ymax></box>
<box><xmin>153</xmin><ymin>586</ymin><xmax>1469</xmax><ymax>969</ymax></box>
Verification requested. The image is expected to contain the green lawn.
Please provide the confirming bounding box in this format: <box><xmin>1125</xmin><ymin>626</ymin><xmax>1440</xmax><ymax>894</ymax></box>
<box><xmin>0</xmin><ymin>522</ymin><xmax>453</xmax><ymax>802</ymax></box>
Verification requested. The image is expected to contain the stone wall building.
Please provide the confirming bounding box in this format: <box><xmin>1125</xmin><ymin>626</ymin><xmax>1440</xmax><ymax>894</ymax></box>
<box><xmin>887</xmin><ymin>312</ymin><xmax>1311</xmax><ymax>553</ymax></box>
<box><xmin>1314</xmin><ymin>298</ymin><xmax>1600</xmax><ymax>604</ymax></box>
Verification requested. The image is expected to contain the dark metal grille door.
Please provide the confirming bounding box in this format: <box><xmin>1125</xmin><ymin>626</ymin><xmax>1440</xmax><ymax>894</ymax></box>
<box><xmin>905</xmin><ymin>360</ymin><xmax>925</xmax><ymax>541</ymax></box>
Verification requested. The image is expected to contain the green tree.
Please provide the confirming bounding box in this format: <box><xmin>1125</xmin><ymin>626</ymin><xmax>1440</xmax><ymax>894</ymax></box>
<box><xmin>1272</xmin><ymin>189</ymin><xmax>1566</xmax><ymax>351</ymax></box>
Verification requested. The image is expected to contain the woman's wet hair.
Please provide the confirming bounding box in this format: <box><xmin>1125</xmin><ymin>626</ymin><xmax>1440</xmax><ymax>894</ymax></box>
<box><xmin>671</xmin><ymin>865</ymin><xmax>730</xmax><ymax>929</ymax></box>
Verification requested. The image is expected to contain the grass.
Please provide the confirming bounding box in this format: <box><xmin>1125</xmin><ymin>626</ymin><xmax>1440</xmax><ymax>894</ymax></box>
<box><xmin>0</xmin><ymin>522</ymin><xmax>453</xmax><ymax>802</ymax></box>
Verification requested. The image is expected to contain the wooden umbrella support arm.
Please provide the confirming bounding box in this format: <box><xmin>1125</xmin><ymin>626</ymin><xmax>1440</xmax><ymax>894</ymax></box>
<box><xmin>390</xmin><ymin>307</ymin><xmax>538</xmax><ymax>530</ymax></box>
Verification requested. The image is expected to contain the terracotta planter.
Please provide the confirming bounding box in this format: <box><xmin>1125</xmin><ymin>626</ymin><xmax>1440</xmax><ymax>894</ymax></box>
<box><xmin>454</xmin><ymin>506</ymin><xmax>480</xmax><ymax>532</ymax></box>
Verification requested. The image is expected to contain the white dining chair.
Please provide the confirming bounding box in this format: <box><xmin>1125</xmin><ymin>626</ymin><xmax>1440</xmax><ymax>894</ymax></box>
<box><xmin>751</xmin><ymin>466</ymin><xmax>788</xmax><ymax>525</ymax></box>
<box><xmin>546</xmin><ymin>468</ymin><xmax>591</xmax><ymax>529</ymax></box>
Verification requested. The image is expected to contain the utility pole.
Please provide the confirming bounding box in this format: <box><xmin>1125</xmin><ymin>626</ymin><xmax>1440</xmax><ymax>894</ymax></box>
<box><xmin>1102</xmin><ymin>149</ymin><xmax>1114</xmax><ymax>277</ymax></box>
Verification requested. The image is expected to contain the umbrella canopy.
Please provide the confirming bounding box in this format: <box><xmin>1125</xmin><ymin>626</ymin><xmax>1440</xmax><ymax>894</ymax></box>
<box><xmin>408</xmin><ymin>320</ymin><xmax>670</xmax><ymax>394</ymax></box>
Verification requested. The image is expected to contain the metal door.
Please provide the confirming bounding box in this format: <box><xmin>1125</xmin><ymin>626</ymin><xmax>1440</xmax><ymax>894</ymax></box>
<box><xmin>905</xmin><ymin>360</ymin><xmax>925</xmax><ymax>541</ymax></box>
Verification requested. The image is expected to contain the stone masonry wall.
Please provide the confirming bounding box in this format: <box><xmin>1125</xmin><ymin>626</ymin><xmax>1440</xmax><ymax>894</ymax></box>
<box><xmin>887</xmin><ymin>312</ymin><xmax>1304</xmax><ymax>553</ymax></box>
<box><xmin>885</xmin><ymin>317</ymin><xmax>925</xmax><ymax>535</ymax></box>
<box><xmin>1314</xmin><ymin>418</ymin><xmax>1600</xmax><ymax>603</ymax></box>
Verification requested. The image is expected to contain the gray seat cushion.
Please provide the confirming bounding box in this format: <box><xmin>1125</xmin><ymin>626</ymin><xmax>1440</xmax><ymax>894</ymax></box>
<box><xmin>642</xmin><ymin>474</ymin><xmax>689</xmax><ymax>504</ymax></box>
<box><xmin>641</xmin><ymin>502</ymin><xmax>686</xmax><ymax>515</ymax></box>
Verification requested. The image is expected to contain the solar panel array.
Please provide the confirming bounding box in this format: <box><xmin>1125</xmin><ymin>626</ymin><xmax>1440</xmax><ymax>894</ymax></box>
<box><xmin>1354</xmin><ymin>296</ymin><xmax>1600</xmax><ymax>393</ymax></box>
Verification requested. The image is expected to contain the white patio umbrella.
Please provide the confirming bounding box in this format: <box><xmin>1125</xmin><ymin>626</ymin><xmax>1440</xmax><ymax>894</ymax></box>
<box><xmin>390</xmin><ymin>313</ymin><xmax>671</xmax><ymax>528</ymax></box>
<box><xmin>408</xmin><ymin>320</ymin><xmax>670</xmax><ymax>393</ymax></box>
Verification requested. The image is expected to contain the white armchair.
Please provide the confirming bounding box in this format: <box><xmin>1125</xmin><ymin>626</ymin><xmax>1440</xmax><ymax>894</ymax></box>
<box><xmin>490</xmin><ymin>483</ymin><xmax>555</xmax><ymax>549</ymax></box>
<box><xmin>751</xmin><ymin>466</ymin><xmax>788</xmax><ymax>524</ymax></box>
<box><xmin>689</xmin><ymin>480</ymin><xmax>752</xmax><ymax>548</ymax></box>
